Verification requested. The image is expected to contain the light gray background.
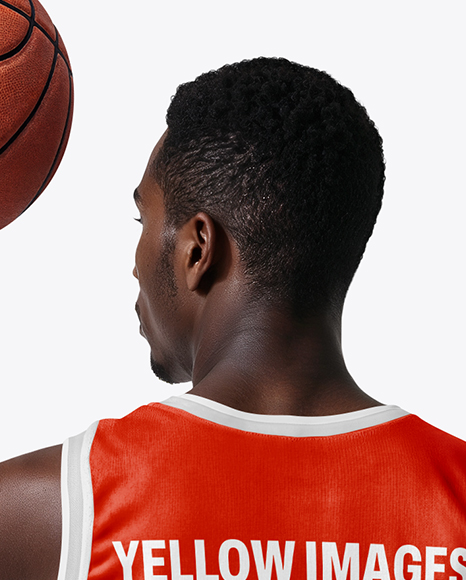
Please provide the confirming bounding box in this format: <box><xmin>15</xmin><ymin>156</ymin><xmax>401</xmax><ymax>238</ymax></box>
<box><xmin>1</xmin><ymin>0</ymin><xmax>464</xmax><ymax>461</ymax></box>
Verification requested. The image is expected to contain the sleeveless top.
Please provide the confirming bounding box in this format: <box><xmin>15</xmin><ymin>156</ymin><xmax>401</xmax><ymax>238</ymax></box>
<box><xmin>57</xmin><ymin>394</ymin><xmax>466</xmax><ymax>580</ymax></box>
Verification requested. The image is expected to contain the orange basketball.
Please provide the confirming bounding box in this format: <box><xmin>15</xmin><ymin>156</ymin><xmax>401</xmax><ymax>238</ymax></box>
<box><xmin>0</xmin><ymin>0</ymin><xmax>73</xmax><ymax>230</ymax></box>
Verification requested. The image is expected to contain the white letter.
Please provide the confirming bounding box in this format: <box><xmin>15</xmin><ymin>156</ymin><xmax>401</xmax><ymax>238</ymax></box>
<box><xmin>450</xmin><ymin>548</ymin><xmax>466</xmax><ymax>580</ymax></box>
<box><xmin>251</xmin><ymin>540</ymin><xmax>295</xmax><ymax>580</ymax></box>
<box><xmin>426</xmin><ymin>548</ymin><xmax>447</xmax><ymax>580</ymax></box>
<box><xmin>195</xmin><ymin>540</ymin><xmax>219</xmax><ymax>580</ymax></box>
<box><xmin>142</xmin><ymin>540</ymin><xmax>167</xmax><ymax>580</ymax></box>
<box><xmin>113</xmin><ymin>541</ymin><xmax>139</xmax><ymax>580</ymax></box>
<box><xmin>394</xmin><ymin>545</ymin><xmax>422</xmax><ymax>580</ymax></box>
<box><xmin>323</xmin><ymin>543</ymin><xmax>360</xmax><ymax>580</ymax></box>
<box><xmin>169</xmin><ymin>540</ymin><xmax>193</xmax><ymax>580</ymax></box>
<box><xmin>219</xmin><ymin>539</ymin><xmax>250</xmax><ymax>580</ymax></box>
<box><xmin>363</xmin><ymin>545</ymin><xmax>390</xmax><ymax>580</ymax></box>
<box><xmin>307</xmin><ymin>542</ymin><xmax>317</xmax><ymax>580</ymax></box>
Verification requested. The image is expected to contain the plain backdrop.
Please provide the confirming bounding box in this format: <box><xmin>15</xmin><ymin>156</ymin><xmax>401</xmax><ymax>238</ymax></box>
<box><xmin>1</xmin><ymin>0</ymin><xmax>465</xmax><ymax>461</ymax></box>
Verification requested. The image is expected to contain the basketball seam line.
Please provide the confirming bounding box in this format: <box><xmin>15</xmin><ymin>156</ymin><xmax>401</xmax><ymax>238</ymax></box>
<box><xmin>0</xmin><ymin>24</ymin><xmax>59</xmax><ymax>156</ymax></box>
<box><xmin>23</xmin><ymin>66</ymin><xmax>73</xmax><ymax>212</ymax></box>
<box><xmin>0</xmin><ymin>0</ymin><xmax>34</xmax><ymax>62</ymax></box>
<box><xmin>0</xmin><ymin>0</ymin><xmax>72</xmax><ymax>74</ymax></box>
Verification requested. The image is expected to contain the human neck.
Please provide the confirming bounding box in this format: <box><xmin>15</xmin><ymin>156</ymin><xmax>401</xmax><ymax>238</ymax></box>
<box><xmin>188</xmin><ymin>301</ymin><xmax>382</xmax><ymax>416</ymax></box>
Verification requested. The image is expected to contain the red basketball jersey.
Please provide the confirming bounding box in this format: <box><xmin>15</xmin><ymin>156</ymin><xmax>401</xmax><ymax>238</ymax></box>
<box><xmin>57</xmin><ymin>394</ymin><xmax>466</xmax><ymax>580</ymax></box>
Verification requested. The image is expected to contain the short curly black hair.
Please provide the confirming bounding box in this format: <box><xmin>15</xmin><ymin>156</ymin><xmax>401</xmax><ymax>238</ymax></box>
<box><xmin>154</xmin><ymin>57</ymin><xmax>385</xmax><ymax>315</ymax></box>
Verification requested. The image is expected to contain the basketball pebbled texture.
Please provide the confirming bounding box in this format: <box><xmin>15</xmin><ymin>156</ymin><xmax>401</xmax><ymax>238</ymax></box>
<box><xmin>0</xmin><ymin>0</ymin><xmax>73</xmax><ymax>229</ymax></box>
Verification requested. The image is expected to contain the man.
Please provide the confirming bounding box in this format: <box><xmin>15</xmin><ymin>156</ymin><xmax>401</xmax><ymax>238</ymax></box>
<box><xmin>1</xmin><ymin>57</ymin><xmax>465</xmax><ymax>580</ymax></box>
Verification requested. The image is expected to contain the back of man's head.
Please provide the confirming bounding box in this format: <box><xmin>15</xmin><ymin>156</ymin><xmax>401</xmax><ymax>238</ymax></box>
<box><xmin>154</xmin><ymin>57</ymin><xmax>385</xmax><ymax>316</ymax></box>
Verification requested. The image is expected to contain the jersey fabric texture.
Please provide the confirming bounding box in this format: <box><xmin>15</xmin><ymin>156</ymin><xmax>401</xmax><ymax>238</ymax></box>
<box><xmin>57</xmin><ymin>394</ymin><xmax>466</xmax><ymax>580</ymax></box>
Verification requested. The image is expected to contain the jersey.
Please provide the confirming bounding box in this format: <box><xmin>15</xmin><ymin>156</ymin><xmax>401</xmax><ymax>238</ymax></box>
<box><xmin>57</xmin><ymin>394</ymin><xmax>466</xmax><ymax>580</ymax></box>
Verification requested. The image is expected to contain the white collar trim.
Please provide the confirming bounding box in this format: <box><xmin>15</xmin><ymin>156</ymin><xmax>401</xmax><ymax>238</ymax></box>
<box><xmin>160</xmin><ymin>393</ymin><xmax>409</xmax><ymax>437</ymax></box>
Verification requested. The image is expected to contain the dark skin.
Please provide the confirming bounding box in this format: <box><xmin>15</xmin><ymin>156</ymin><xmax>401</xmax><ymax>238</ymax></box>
<box><xmin>0</xmin><ymin>445</ymin><xmax>62</xmax><ymax>580</ymax></box>
<box><xmin>0</xmin><ymin>132</ymin><xmax>381</xmax><ymax>579</ymax></box>
<box><xmin>134</xmin><ymin>134</ymin><xmax>381</xmax><ymax>415</ymax></box>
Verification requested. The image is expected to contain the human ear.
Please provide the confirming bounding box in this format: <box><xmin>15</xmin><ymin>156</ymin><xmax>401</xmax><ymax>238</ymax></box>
<box><xmin>181</xmin><ymin>212</ymin><xmax>217</xmax><ymax>292</ymax></box>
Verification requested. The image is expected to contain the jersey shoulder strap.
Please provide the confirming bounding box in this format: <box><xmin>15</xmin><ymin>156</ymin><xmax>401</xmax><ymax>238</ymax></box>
<box><xmin>57</xmin><ymin>421</ymin><xmax>99</xmax><ymax>580</ymax></box>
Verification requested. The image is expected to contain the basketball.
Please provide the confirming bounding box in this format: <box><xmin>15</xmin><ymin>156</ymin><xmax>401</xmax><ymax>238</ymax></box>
<box><xmin>0</xmin><ymin>0</ymin><xmax>73</xmax><ymax>230</ymax></box>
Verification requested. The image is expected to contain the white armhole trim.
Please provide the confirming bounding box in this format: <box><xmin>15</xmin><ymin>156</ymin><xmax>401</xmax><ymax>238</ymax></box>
<box><xmin>57</xmin><ymin>421</ymin><xmax>99</xmax><ymax>580</ymax></box>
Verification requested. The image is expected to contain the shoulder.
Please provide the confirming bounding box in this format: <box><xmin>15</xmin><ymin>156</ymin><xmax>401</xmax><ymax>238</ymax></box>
<box><xmin>92</xmin><ymin>401</ymin><xmax>184</xmax><ymax>443</ymax></box>
<box><xmin>404</xmin><ymin>414</ymin><xmax>466</xmax><ymax>451</ymax></box>
<box><xmin>381</xmin><ymin>413</ymin><xmax>466</xmax><ymax>457</ymax></box>
<box><xmin>0</xmin><ymin>445</ymin><xmax>62</xmax><ymax>580</ymax></box>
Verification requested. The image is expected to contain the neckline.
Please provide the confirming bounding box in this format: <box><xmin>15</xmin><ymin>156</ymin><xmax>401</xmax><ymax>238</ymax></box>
<box><xmin>160</xmin><ymin>393</ymin><xmax>410</xmax><ymax>437</ymax></box>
